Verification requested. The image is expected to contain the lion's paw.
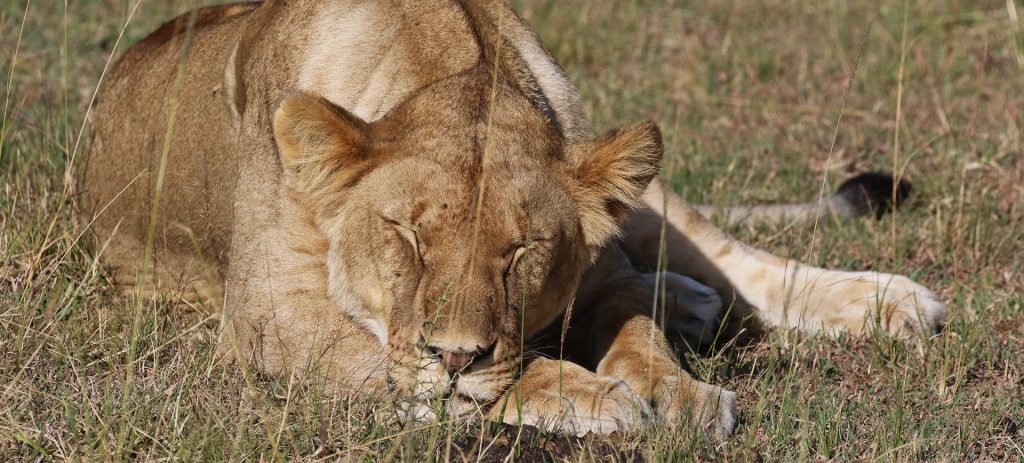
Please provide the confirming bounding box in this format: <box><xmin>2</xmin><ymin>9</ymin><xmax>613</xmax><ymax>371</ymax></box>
<box><xmin>489</xmin><ymin>359</ymin><xmax>651</xmax><ymax>437</ymax></box>
<box><xmin>767</xmin><ymin>268</ymin><xmax>947</xmax><ymax>337</ymax></box>
<box><xmin>654</xmin><ymin>377</ymin><xmax>737</xmax><ymax>440</ymax></box>
<box><xmin>642</xmin><ymin>272</ymin><xmax>723</xmax><ymax>346</ymax></box>
<box><xmin>870</xmin><ymin>274</ymin><xmax>946</xmax><ymax>336</ymax></box>
<box><xmin>812</xmin><ymin>271</ymin><xmax>947</xmax><ymax>336</ymax></box>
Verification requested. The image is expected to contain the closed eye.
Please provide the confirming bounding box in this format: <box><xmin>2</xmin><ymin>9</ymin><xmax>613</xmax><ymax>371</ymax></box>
<box><xmin>511</xmin><ymin>246</ymin><xmax>527</xmax><ymax>269</ymax></box>
<box><xmin>505</xmin><ymin>239</ymin><xmax>546</xmax><ymax>276</ymax></box>
<box><xmin>384</xmin><ymin>218</ymin><xmax>423</xmax><ymax>264</ymax></box>
<box><xmin>504</xmin><ymin>246</ymin><xmax>526</xmax><ymax>277</ymax></box>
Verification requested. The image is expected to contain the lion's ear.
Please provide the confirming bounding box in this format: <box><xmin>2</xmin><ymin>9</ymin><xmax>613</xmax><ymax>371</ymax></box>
<box><xmin>568</xmin><ymin>121</ymin><xmax>663</xmax><ymax>248</ymax></box>
<box><xmin>273</xmin><ymin>92</ymin><xmax>373</xmax><ymax>194</ymax></box>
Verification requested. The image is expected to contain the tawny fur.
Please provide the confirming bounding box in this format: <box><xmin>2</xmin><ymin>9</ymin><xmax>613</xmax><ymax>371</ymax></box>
<box><xmin>77</xmin><ymin>0</ymin><xmax>945</xmax><ymax>439</ymax></box>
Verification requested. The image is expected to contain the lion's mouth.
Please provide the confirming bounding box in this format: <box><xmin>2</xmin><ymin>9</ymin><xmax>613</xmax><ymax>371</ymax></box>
<box><xmin>390</xmin><ymin>338</ymin><xmax>520</xmax><ymax>420</ymax></box>
<box><xmin>453</xmin><ymin>341</ymin><xmax>498</xmax><ymax>374</ymax></box>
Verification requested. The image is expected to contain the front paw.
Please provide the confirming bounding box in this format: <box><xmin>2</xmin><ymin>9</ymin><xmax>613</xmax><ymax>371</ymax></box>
<box><xmin>488</xmin><ymin>358</ymin><xmax>651</xmax><ymax>436</ymax></box>
<box><xmin>653</xmin><ymin>377</ymin><xmax>737</xmax><ymax>439</ymax></box>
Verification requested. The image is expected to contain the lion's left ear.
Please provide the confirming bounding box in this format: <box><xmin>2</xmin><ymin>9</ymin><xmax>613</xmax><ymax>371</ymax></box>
<box><xmin>272</xmin><ymin>92</ymin><xmax>374</xmax><ymax>195</ymax></box>
<box><xmin>567</xmin><ymin>121</ymin><xmax>663</xmax><ymax>248</ymax></box>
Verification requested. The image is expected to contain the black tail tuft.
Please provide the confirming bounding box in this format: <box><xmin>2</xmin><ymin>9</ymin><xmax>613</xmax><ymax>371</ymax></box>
<box><xmin>835</xmin><ymin>172</ymin><xmax>913</xmax><ymax>219</ymax></box>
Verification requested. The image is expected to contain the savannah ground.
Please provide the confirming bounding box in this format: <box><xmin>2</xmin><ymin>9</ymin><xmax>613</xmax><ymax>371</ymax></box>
<box><xmin>1</xmin><ymin>0</ymin><xmax>1022</xmax><ymax>461</ymax></box>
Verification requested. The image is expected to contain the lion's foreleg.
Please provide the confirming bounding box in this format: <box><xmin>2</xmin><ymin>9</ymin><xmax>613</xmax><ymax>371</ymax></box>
<box><xmin>485</xmin><ymin>357</ymin><xmax>649</xmax><ymax>436</ymax></box>
<box><xmin>570</xmin><ymin>244</ymin><xmax>736</xmax><ymax>438</ymax></box>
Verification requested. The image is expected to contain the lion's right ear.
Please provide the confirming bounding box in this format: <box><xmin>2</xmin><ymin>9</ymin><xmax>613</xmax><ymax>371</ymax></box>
<box><xmin>272</xmin><ymin>92</ymin><xmax>373</xmax><ymax>194</ymax></box>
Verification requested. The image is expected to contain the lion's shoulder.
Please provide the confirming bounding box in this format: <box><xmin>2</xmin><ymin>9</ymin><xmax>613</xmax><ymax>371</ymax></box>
<box><xmin>127</xmin><ymin>1</ymin><xmax>261</xmax><ymax>57</ymax></box>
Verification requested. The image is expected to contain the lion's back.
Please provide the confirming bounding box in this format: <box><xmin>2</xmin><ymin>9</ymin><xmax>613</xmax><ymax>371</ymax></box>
<box><xmin>79</xmin><ymin>2</ymin><xmax>260</xmax><ymax>268</ymax></box>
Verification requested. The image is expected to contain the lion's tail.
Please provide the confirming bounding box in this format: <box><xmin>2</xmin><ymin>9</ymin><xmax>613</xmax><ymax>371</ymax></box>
<box><xmin>694</xmin><ymin>172</ymin><xmax>912</xmax><ymax>227</ymax></box>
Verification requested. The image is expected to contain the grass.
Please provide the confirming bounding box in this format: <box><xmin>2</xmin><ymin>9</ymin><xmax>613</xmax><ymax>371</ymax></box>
<box><xmin>2</xmin><ymin>0</ymin><xmax>1023</xmax><ymax>460</ymax></box>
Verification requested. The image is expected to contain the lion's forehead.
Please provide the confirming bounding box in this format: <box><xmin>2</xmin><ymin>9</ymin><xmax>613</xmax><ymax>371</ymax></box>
<box><xmin>372</xmin><ymin>154</ymin><xmax>571</xmax><ymax>213</ymax></box>
<box><xmin>399</xmin><ymin>196</ymin><xmax>568</xmax><ymax>245</ymax></box>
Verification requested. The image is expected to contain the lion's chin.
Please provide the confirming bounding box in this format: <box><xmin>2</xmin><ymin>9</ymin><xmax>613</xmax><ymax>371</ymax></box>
<box><xmin>396</xmin><ymin>393</ymin><xmax>487</xmax><ymax>424</ymax></box>
<box><xmin>391</xmin><ymin>352</ymin><xmax>516</xmax><ymax>424</ymax></box>
<box><xmin>395</xmin><ymin>378</ymin><xmax>508</xmax><ymax>424</ymax></box>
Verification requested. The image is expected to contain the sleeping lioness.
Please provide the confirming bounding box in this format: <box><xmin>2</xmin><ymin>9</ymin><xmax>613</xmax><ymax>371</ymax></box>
<box><xmin>77</xmin><ymin>0</ymin><xmax>946</xmax><ymax>438</ymax></box>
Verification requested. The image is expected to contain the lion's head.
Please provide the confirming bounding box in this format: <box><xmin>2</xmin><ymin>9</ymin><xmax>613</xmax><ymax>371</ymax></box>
<box><xmin>271</xmin><ymin>68</ymin><xmax>661</xmax><ymax>414</ymax></box>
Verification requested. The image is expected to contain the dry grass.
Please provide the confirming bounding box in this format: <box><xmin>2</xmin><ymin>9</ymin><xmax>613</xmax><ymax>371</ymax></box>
<box><xmin>2</xmin><ymin>0</ymin><xmax>1023</xmax><ymax>460</ymax></box>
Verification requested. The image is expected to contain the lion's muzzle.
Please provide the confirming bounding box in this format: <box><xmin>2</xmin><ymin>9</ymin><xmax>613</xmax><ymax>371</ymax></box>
<box><xmin>424</xmin><ymin>340</ymin><xmax>496</xmax><ymax>376</ymax></box>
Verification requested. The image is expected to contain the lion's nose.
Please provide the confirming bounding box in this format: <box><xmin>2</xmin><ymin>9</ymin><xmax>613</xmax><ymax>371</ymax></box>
<box><xmin>439</xmin><ymin>350</ymin><xmax>475</xmax><ymax>375</ymax></box>
<box><xmin>425</xmin><ymin>342</ymin><xmax>495</xmax><ymax>376</ymax></box>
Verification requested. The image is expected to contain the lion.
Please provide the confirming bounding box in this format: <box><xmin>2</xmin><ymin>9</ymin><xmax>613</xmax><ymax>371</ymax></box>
<box><xmin>77</xmin><ymin>0</ymin><xmax>946</xmax><ymax>438</ymax></box>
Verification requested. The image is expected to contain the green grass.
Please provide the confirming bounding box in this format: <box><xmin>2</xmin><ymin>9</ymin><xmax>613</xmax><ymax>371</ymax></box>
<box><xmin>2</xmin><ymin>0</ymin><xmax>1023</xmax><ymax>460</ymax></box>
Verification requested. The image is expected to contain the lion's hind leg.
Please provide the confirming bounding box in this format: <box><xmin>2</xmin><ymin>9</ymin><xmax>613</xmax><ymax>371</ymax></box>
<box><xmin>624</xmin><ymin>180</ymin><xmax>946</xmax><ymax>337</ymax></box>
<box><xmin>97</xmin><ymin>234</ymin><xmax>223</xmax><ymax>309</ymax></box>
<box><xmin>763</xmin><ymin>268</ymin><xmax>947</xmax><ymax>337</ymax></box>
<box><xmin>641</xmin><ymin>271</ymin><xmax>723</xmax><ymax>349</ymax></box>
